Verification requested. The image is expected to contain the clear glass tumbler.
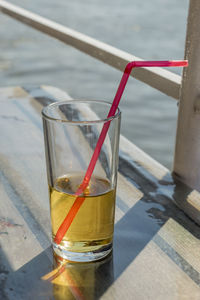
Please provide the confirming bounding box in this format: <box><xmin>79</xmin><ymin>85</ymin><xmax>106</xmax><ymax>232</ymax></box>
<box><xmin>42</xmin><ymin>100</ymin><xmax>121</xmax><ymax>262</ymax></box>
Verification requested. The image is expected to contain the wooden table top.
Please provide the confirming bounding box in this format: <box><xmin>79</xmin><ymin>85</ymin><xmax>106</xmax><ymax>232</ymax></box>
<box><xmin>1</xmin><ymin>86</ymin><xmax>200</xmax><ymax>300</ymax></box>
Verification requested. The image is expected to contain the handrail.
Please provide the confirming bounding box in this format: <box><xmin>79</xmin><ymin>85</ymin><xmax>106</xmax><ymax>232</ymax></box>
<box><xmin>0</xmin><ymin>0</ymin><xmax>181</xmax><ymax>100</ymax></box>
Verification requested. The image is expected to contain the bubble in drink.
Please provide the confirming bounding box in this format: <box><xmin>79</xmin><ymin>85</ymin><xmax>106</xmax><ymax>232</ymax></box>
<box><xmin>49</xmin><ymin>174</ymin><xmax>116</xmax><ymax>255</ymax></box>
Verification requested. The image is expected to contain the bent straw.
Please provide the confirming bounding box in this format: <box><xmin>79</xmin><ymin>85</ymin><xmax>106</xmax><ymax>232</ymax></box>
<box><xmin>54</xmin><ymin>60</ymin><xmax>188</xmax><ymax>244</ymax></box>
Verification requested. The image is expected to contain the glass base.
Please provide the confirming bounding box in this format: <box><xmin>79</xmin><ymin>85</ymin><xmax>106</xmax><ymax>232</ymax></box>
<box><xmin>52</xmin><ymin>241</ymin><xmax>113</xmax><ymax>262</ymax></box>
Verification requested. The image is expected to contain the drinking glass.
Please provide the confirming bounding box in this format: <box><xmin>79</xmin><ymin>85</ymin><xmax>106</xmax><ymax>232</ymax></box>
<box><xmin>42</xmin><ymin>100</ymin><xmax>121</xmax><ymax>262</ymax></box>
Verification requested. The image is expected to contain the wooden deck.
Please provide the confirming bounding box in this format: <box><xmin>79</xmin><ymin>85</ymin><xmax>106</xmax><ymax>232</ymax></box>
<box><xmin>1</xmin><ymin>86</ymin><xmax>200</xmax><ymax>299</ymax></box>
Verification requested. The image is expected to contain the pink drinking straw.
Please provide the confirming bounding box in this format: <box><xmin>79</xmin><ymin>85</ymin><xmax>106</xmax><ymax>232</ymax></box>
<box><xmin>54</xmin><ymin>60</ymin><xmax>188</xmax><ymax>244</ymax></box>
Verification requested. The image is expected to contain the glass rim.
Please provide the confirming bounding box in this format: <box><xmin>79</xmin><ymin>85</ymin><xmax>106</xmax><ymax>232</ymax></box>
<box><xmin>42</xmin><ymin>100</ymin><xmax>121</xmax><ymax>124</ymax></box>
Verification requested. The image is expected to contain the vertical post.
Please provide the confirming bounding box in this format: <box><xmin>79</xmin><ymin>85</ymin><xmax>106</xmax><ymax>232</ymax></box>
<box><xmin>173</xmin><ymin>0</ymin><xmax>200</xmax><ymax>191</ymax></box>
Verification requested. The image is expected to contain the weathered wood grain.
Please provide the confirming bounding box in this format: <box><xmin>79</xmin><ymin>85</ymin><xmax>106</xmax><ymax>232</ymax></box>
<box><xmin>1</xmin><ymin>86</ymin><xmax>200</xmax><ymax>299</ymax></box>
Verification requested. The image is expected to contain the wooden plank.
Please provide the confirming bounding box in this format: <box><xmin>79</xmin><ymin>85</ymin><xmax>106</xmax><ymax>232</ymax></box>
<box><xmin>0</xmin><ymin>0</ymin><xmax>181</xmax><ymax>100</ymax></box>
<box><xmin>0</xmin><ymin>178</ymin><xmax>47</xmax><ymax>271</ymax></box>
<box><xmin>119</xmin><ymin>135</ymin><xmax>169</xmax><ymax>180</ymax></box>
<box><xmin>1</xmin><ymin>86</ymin><xmax>200</xmax><ymax>299</ymax></box>
<box><xmin>103</xmin><ymin>241</ymin><xmax>200</xmax><ymax>299</ymax></box>
<box><xmin>157</xmin><ymin>218</ymin><xmax>200</xmax><ymax>275</ymax></box>
<box><xmin>173</xmin><ymin>0</ymin><xmax>200</xmax><ymax>190</ymax></box>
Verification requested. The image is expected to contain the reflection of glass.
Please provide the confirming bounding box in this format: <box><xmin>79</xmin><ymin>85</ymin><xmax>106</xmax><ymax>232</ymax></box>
<box><xmin>50</xmin><ymin>252</ymin><xmax>113</xmax><ymax>300</ymax></box>
<box><xmin>42</xmin><ymin>100</ymin><xmax>121</xmax><ymax>262</ymax></box>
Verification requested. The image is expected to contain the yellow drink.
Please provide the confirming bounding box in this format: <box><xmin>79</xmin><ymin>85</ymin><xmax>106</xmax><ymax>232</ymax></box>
<box><xmin>49</xmin><ymin>173</ymin><xmax>116</xmax><ymax>260</ymax></box>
